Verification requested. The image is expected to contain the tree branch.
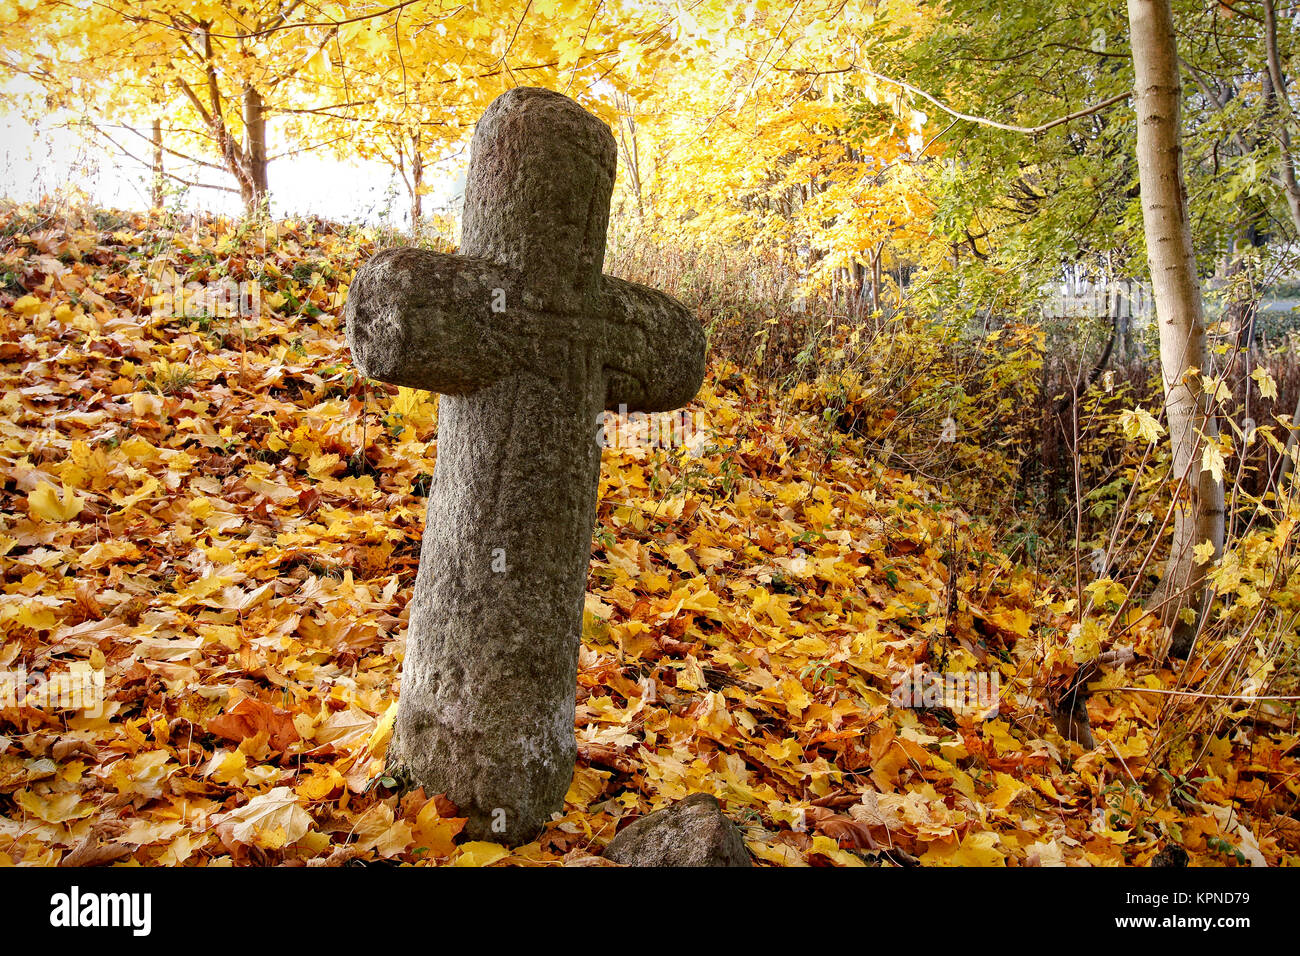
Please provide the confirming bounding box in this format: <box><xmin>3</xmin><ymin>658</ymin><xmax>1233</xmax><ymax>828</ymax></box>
<box><xmin>1261</xmin><ymin>0</ymin><xmax>1300</xmax><ymax>233</ymax></box>
<box><xmin>862</xmin><ymin>69</ymin><xmax>1131</xmax><ymax>135</ymax></box>
<box><xmin>86</xmin><ymin>125</ymin><xmax>239</xmax><ymax>193</ymax></box>
<box><xmin>98</xmin><ymin>0</ymin><xmax>437</xmax><ymax>40</ymax></box>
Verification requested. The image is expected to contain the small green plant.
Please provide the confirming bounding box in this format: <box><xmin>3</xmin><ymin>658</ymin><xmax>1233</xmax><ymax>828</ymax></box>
<box><xmin>769</xmin><ymin>571</ymin><xmax>799</xmax><ymax>595</ymax></box>
<box><xmin>1206</xmin><ymin>835</ymin><xmax>1248</xmax><ymax>865</ymax></box>
<box><xmin>382</xmin><ymin>411</ymin><xmax>406</xmax><ymax>439</ymax></box>
<box><xmin>793</xmin><ymin>528</ymin><xmax>827</xmax><ymax>546</ymax></box>
<box><xmin>1158</xmin><ymin>769</ymin><xmax>1210</xmax><ymax>808</ymax></box>
<box><xmin>799</xmin><ymin>659</ymin><xmax>837</xmax><ymax>688</ymax></box>
<box><xmin>149</xmin><ymin>360</ymin><xmax>197</xmax><ymax>395</ymax></box>
<box><xmin>1099</xmin><ymin>780</ymin><xmax>1152</xmax><ymax>837</ymax></box>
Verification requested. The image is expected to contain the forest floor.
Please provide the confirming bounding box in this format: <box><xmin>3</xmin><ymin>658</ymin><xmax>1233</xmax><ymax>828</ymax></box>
<box><xmin>0</xmin><ymin>208</ymin><xmax>1296</xmax><ymax>866</ymax></box>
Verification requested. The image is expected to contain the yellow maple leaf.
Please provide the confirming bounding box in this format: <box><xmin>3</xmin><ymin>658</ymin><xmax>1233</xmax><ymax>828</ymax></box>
<box><xmin>12</xmin><ymin>294</ymin><xmax>42</xmax><ymax>317</ymax></box>
<box><xmin>306</xmin><ymin>452</ymin><xmax>342</xmax><ymax>479</ymax></box>
<box><xmin>158</xmin><ymin>832</ymin><xmax>202</xmax><ymax>866</ymax></box>
<box><xmin>1251</xmin><ymin>367</ymin><xmax>1279</xmax><ymax>401</ymax></box>
<box><xmin>989</xmin><ymin>606</ymin><xmax>1032</xmax><ymax>639</ymax></box>
<box><xmin>986</xmin><ymin>772</ymin><xmax>1029</xmax><ymax>811</ymax></box>
<box><xmin>452</xmin><ymin>841</ymin><xmax>508</xmax><ymax>867</ymax></box>
<box><xmin>922</xmin><ymin>830</ymin><xmax>1005</xmax><ymax>866</ymax></box>
<box><xmin>392</xmin><ymin>386</ymin><xmax>437</xmax><ymax>432</ymax></box>
<box><xmin>1117</xmin><ymin>407</ymin><xmax>1165</xmax><ymax>443</ymax></box>
<box><xmin>810</xmin><ymin>834</ymin><xmax>866</xmax><ymax>866</ymax></box>
<box><xmin>207</xmin><ymin>750</ymin><xmax>247</xmax><ymax>785</ymax></box>
<box><xmin>14</xmin><ymin>789</ymin><xmax>93</xmax><ymax>823</ymax></box>
<box><xmin>748</xmin><ymin>840</ymin><xmax>806</xmax><ymax>866</ymax></box>
<box><xmin>410</xmin><ymin>796</ymin><xmax>466</xmax><ymax>858</ymax></box>
<box><xmin>27</xmin><ymin>481</ymin><xmax>85</xmax><ymax>522</ymax></box>
<box><xmin>566</xmin><ymin>765</ymin><xmax>612</xmax><ymax>806</ymax></box>
<box><xmin>1201</xmin><ymin>443</ymin><xmax>1226</xmax><ymax>485</ymax></box>
<box><xmin>1068</xmin><ymin>618</ymin><xmax>1105</xmax><ymax>663</ymax></box>
<box><xmin>215</xmin><ymin>786</ymin><xmax>312</xmax><ymax>848</ymax></box>
<box><xmin>295</xmin><ymin>764</ymin><xmax>345</xmax><ymax>801</ymax></box>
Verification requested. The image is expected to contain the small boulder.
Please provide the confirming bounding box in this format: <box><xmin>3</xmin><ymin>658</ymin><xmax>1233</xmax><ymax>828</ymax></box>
<box><xmin>604</xmin><ymin>793</ymin><xmax>753</xmax><ymax>867</ymax></box>
<box><xmin>1149</xmin><ymin>844</ymin><xmax>1189</xmax><ymax>867</ymax></box>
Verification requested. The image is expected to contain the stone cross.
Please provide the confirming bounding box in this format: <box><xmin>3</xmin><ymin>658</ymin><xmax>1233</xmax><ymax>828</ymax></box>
<box><xmin>345</xmin><ymin>87</ymin><xmax>705</xmax><ymax>845</ymax></box>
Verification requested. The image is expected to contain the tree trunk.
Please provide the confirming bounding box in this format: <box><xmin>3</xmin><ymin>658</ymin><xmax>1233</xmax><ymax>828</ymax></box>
<box><xmin>177</xmin><ymin>28</ymin><xmax>269</xmax><ymax>212</ymax></box>
<box><xmin>242</xmin><ymin>86</ymin><xmax>268</xmax><ymax>215</ymax></box>
<box><xmin>411</xmin><ymin>153</ymin><xmax>424</xmax><ymax>231</ymax></box>
<box><xmin>616</xmin><ymin>94</ymin><xmax>645</xmax><ymax>218</ymax></box>
<box><xmin>1128</xmin><ymin>0</ymin><xmax>1225</xmax><ymax>659</ymax></box>
<box><xmin>1282</xmin><ymin>386</ymin><xmax>1300</xmax><ymax>493</ymax></box>
<box><xmin>409</xmin><ymin>129</ymin><xmax>425</xmax><ymax>232</ymax></box>
<box><xmin>150</xmin><ymin>117</ymin><xmax>164</xmax><ymax>209</ymax></box>
<box><xmin>1262</xmin><ymin>0</ymin><xmax>1300</xmax><ymax>236</ymax></box>
<box><xmin>851</xmin><ymin>260</ymin><xmax>867</xmax><ymax>319</ymax></box>
<box><xmin>1258</xmin><ymin>3</ymin><xmax>1300</xmax><ymax>501</ymax></box>
<box><xmin>870</xmin><ymin>244</ymin><xmax>882</xmax><ymax>315</ymax></box>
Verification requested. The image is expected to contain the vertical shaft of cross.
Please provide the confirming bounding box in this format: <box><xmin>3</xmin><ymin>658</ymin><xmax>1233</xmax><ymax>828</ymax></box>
<box><xmin>396</xmin><ymin>350</ymin><xmax>604</xmax><ymax>844</ymax></box>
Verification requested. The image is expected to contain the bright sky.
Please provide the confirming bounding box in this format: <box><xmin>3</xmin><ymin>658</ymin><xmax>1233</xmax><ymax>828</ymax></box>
<box><xmin>0</xmin><ymin>100</ymin><xmax>465</xmax><ymax>229</ymax></box>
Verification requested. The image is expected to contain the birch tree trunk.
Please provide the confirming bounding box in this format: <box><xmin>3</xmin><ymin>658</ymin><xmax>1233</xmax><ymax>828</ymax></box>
<box><xmin>1282</xmin><ymin>387</ymin><xmax>1300</xmax><ymax>492</ymax></box>
<box><xmin>1261</xmin><ymin>0</ymin><xmax>1300</xmax><ymax>494</ymax></box>
<box><xmin>1262</xmin><ymin>0</ymin><xmax>1300</xmax><ymax>236</ymax></box>
<box><xmin>411</xmin><ymin>143</ymin><xmax>424</xmax><ymax>232</ymax></box>
<box><xmin>1127</xmin><ymin>0</ymin><xmax>1225</xmax><ymax>658</ymax></box>
<box><xmin>242</xmin><ymin>87</ymin><xmax>269</xmax><ymax>215</ymax></box>
<box><xmin>150</xmin><ymin>118</ymin><xmax>164</xmax><ymax>209</ymax></box>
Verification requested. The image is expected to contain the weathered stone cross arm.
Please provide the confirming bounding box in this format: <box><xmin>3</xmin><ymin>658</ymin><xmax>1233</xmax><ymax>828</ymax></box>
<box><xmin>346</xmin><ymin>247</ymin><xmax>704</xmax><ymax>413</ymax></box>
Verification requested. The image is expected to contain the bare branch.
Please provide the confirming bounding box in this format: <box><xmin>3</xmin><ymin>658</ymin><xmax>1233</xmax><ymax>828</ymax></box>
<box><xmin>862</xmin><ymin>69</ymin><xmax>1131</xmax><ymax>136</ymax></box>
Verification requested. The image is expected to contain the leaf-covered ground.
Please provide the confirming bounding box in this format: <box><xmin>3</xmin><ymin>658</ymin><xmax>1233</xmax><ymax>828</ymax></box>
<box><xmin>0</xmin><ymin>209</ymin><xmax>1296</xmax><ymax>866</ymax></box>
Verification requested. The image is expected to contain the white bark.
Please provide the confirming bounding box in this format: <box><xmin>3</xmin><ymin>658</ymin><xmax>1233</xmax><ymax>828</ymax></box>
<box><xmin>1127</xmin><ymin>0</ymin><xmax>1225</xmax><ymax>657</ymax></box>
